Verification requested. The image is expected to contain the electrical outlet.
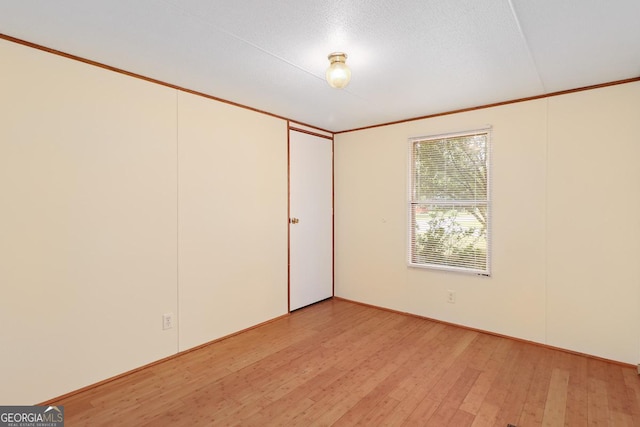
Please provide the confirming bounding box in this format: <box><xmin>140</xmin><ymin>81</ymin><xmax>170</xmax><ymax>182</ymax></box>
<box><xmin>447</xmin><ymin>290</ymin><xmax>456</xmax><ymax>304</ymax></box>
<box><xmin>162</xmin><ymin>313</ymin><xmax>174</xmax><ymax>330</ymax></box>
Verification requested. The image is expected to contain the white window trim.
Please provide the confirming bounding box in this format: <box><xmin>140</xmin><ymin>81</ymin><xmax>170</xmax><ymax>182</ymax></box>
<box><xmin>407</xmin><ymin>127</ymin><xmax>492</xmax><ymax>276</ymax></box>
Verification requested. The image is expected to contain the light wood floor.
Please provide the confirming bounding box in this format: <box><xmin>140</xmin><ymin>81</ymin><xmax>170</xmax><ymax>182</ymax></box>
<box><xmin>52</xmin><ymin>298</ymin><xmax>640</xmax><ymax>426</ymax></box>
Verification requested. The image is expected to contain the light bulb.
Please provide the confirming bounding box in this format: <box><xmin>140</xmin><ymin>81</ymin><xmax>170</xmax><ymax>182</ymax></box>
<box><xmin>326</xmin><ymin>52</ymin><xmax>351</xmax><ymax>89</ymax></box>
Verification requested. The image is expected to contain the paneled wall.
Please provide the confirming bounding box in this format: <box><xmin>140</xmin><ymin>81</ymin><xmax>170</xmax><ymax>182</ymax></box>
<box><xmin>334</xmin><ymin>82</ymin><xmax>640</xmax><ymax>364</ymax></box>
<box><xmin>0</xmin><ymin>39</ymin><xmax>288</xmax><ymax>404</ymax></box>
<box><xmin>545</xmin><ymin>85</ymin><xmax>640</xmax><ymax>362</ymax></box>
<box><xmin>177</xmin><ymin>91</ymin><xmax>287</xmax><ymax>351</ymax></box>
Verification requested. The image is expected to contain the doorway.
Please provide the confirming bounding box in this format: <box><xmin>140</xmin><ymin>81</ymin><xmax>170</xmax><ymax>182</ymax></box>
<box><xmin>289</xmin><ymin>126</ymin><xmax>333</xmax><ymax>311</ymax></box>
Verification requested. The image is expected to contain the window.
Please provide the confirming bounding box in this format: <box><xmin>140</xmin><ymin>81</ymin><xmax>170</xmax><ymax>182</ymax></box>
<box><xmin>408</xmin><ymin>129</ymin><xmax>491</xmax><ymax>274</ymax></box>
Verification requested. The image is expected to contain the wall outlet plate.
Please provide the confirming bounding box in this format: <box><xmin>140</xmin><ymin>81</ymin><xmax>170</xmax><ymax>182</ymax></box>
<box><xmin>162</xmin><ymin>313</ymin><xmax>174</xmax><ymax>330</ymax></box>
<box><xmin>447</xmin><ymin>290</ymin><xmax>456</xmax><ymax>304</ymax></box>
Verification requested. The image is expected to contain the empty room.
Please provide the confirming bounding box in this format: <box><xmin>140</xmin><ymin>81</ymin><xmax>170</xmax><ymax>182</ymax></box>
<box><xmin>1</xmin><ymin>1</ymin><xmax>640</xmax><ymax>426</ymax></box>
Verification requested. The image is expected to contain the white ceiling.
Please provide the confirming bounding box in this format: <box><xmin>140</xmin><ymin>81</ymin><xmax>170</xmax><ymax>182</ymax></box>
<box><xmin>1</xmin><ymin>0</ymin><xmax>639</xmax><ymax>132</ymax></box>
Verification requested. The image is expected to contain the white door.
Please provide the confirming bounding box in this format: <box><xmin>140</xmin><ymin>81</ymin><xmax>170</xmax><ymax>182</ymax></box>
<box><xmin>289</xmin><ymin>129</ymin><xmax>333</xmax><ymax>311</ymax></box>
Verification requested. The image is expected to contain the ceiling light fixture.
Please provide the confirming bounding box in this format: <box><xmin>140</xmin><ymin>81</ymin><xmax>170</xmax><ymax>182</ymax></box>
<box><xmin>325</xmin><ymin>52</ymin><xmax>351</xmax><ymax>89</ymax></box>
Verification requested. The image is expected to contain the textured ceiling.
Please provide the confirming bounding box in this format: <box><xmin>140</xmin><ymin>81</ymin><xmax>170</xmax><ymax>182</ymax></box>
<box><xmin>1</xmin><ymin>0</ymin><xmax>639</xmax><ymax>132</ymax></box>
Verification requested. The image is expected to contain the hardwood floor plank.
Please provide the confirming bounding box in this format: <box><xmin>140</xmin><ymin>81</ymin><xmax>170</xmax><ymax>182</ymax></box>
<box><xmin>377</xmin><ymin>393</ymin><xmax>426</xmax><ymax>426</ymax></box>
<box><xmin>422</xmin><ymin>333</ymin><xmax>480</xmax><ymax>404</ymax></box>
<box><xmin>47</xmin><ymin>299</ymin><xmax>640</xmax><ymax>426</ymax></box>
<box><xmin>388</xmin><ymin>326</ymin><xmax>473</xmax><ymax>402</ymax></box>
<box><xmin>447</xmin><ymin>409</ymin><xmax>475</xmax><ymax>426</ymax></box>
<box><xmin>424</xmin><ymin>367</ymin><xmax>481</xmax><ymax>425</ymax></box>
<box><xmin>459</xmin><ymin>336</ymin><xmax>513</xmax><ymax>415</ymax></box>
<box><xmin>402</xmin><ymin>397</ymin><xmax>440</xmax><ymax>426</ymax></box>
<box><xmin>610</xmin><ymin>410</ymin><xmax>635</xmax><ymax>427</ymax></box>
<box><xmin>588</xmin><ymin>377</ymin><xmax>610</xmax><ymax>425</ymax></box>
<box><xmin>241</xmin><ymin>397</ymin><xmax>316</xmax><ymax>427</ymax></box>
<box><xmin>604</xmin><ymin>364</ymin><xmax>634</xmax><ymax>421</ymax></box>
<box><xmin>541</xmin><ymin>368</ymin><xmax>570</xmax><ymax>426</ymax></box>
<box><xmin>298</xmin><ymin>362</ymin><xmax>399</xmax><ymax>425</ymax></box>
<box><xmin>518</xmin><ymin>345</ymin><xmax>555</xmax><ymax>426</ymax></box>
<box><xmin>356</xmin><ymin>395</ymin><xmax>403</xmax><ymax>426</ymax></box>
<box><xmin>330</xmin><ymin>321</ymin><xmax>437</xmax><ymax>425</ymax></box>
<box><xmin>493</xmin><ymin>343</ymin><xmax>538</xmax><ymax>426</ymax></box>
<box><xmin>470</xmin><ymin>402</ymin><xmax>500</xmax><ymax>427</ymax></box>
<box><xmin>622</xmin><ymin>368</ymin><xmax>640</xmax><ymax>425</ymax></box>
<box><xmin>561</xmin><ymin>352</ymin><xmax>588</xmax><ymax>426</ymax></box>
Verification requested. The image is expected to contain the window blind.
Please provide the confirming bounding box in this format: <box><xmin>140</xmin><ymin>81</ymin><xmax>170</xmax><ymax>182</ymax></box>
<box><xmin>408</xmin><ymin>129</ymin><xmax>491</xmax><ymax>274</ymax></box>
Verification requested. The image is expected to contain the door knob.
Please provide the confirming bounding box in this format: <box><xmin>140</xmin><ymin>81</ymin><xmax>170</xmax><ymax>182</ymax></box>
<box><xmin>290</xmin><ymin>217</ymin><xmax>299</xmax><ymax>224</ymax></box>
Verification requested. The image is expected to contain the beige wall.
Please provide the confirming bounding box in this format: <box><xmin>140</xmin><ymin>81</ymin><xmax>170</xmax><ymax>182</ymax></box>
<box><xmin>177</xmin><ymin>91</ymin><xmax>288</xmax><ymax>350</ymax></box>
<box><xmin>335</xmin><ymin>82</ymin><xmax>640</xmax><ymax>364</ymax></box>
<box><xmin>0</xmin><ymin>39</ymin><xmax>288</xmax><ymax>404</ymax></box>
<box><xmin>546</xmin><ymin>85</ymin><xmax>640</xmax><ymax>362</ymax></box>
